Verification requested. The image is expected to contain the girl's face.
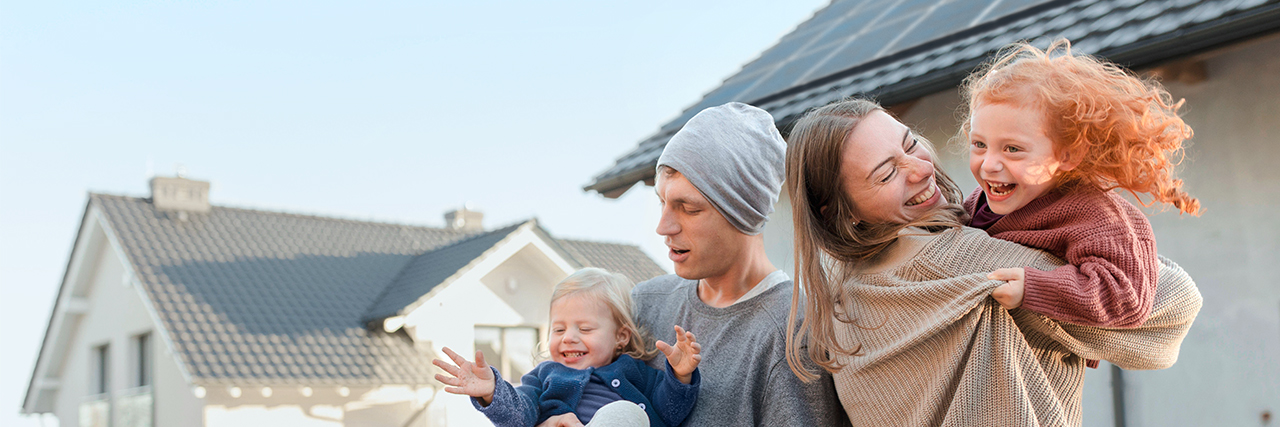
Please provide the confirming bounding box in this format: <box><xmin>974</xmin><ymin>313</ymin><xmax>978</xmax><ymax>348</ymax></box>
<box><xmin>839</xmin><ymin>110</ymin><xmax>945</xmax><ymax>224</ymax></box>
<box><xmin>548</xmin><ymin>294</ymin><xmax>629</xmax><ymax>370</ymax></box>
<box><xmin>968</xmin><ymin>101</ymin><xmax>1074</xmax><ymax>215</ymax></box>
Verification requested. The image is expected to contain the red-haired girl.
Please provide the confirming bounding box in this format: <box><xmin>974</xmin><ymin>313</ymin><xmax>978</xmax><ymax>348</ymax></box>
<box><xmin>960</xmin><ymin>39</ymin><xmax>1199</xmax><ymax>337</ymax></box>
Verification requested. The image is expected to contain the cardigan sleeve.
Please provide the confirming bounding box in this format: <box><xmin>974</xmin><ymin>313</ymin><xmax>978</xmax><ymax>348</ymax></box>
<box><xmin>1011</xmin><ymin>194</ymin><xmax>1160</xmax><ymax>328</ymax></box>
<box><xmin>1012</xmin><ymin>256</ymin><xmax>1202</xmax><ymax>370</ymax></box>
<box><xmin>472</xmin><ymin>367</ymin><xmax>540</xmax><ymax>427</ymax></box>
<box><xmin>919</xmin><ymin>229</ymin><xmax>1197</xmax><ymax>368</ymax></box>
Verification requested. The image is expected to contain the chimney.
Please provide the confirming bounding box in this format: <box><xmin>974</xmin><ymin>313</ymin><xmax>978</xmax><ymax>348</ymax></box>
<box><xmin>150</xmin><ymin>176</ymin><xmax>211</xmax><ymax>214</ymax></box>
<box><xmin>444</xmin><ymin>207</ymin><xmax>483</xmax><ymax>232</ymax></box>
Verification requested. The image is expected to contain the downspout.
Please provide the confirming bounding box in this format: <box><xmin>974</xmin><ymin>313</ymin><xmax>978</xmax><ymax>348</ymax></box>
<box><xmin>1111</xmin><ymin>364</ymin><xmax>1127</xmax><ymax>427</ymax></box>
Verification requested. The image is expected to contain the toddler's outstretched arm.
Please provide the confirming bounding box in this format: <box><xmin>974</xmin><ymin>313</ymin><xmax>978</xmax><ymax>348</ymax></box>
<box><xmin>433</xmin><ymin>347</ymin><xmax>496</xmax><ymax>405</ymax></box>
<box><xmin>654</xmin><ymin>325</ymin><xmax>701</xmax><ymax>384</ymax></box>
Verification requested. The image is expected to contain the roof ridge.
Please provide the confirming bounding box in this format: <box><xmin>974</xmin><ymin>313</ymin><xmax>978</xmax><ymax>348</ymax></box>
<box><xmin>558</xmin><ymin>237</ymin><xmax>646</xmax><ymax>249</ymax></box>
<box><xmin>90</xmin><ymin>192</ymin><xmax>461</xmax><ymax>233</ymax></box>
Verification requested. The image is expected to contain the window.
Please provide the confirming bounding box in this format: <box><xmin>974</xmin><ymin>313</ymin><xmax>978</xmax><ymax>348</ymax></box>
<box><xmin>134</xmin><ymin>333</ymin><xmax>151</xmax><ymax>388</ymax></box>
<box><xmin>474</xmin><ymin>326</ymin><xmax>539</xmax><ymax>384</ymax></box>
<box><xmin>93</xmin><ymin>344</ymin><xmax>110</xmax><ymax>396</ymax></box>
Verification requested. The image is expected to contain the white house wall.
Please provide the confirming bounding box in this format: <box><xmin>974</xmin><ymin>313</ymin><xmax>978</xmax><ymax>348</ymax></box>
<box><xmin>402</xmin><ymin>230</ymin><xmax>575</xmax><ymax>427</ymax></box>
<box><xmin>46</xmin><ymin>210</ymin><xmax>201</xmax><ymax>427</ymax></box>
<box><xmin>758</xmin><ymin>34</ymin><xmax>1280</xmax><ymax>427</ymax></box>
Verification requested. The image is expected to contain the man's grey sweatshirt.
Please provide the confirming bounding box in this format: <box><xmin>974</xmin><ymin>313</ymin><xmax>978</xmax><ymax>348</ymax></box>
<box><xmin>632</xmin><ymin>275</ymin><xmax>850</xmax><ymax>427</ymax></box>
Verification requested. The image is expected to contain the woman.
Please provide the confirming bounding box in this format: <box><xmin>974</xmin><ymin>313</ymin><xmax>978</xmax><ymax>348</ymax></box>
<box><xmin>782</xmin><ymin>98</ymin><xmax>1201</xmax><ymax>426</ymax></box>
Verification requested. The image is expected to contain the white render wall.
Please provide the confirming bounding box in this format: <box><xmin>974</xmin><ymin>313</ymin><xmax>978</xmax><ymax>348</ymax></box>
<box><xmin>759</xmin><ymin>33</ymin><xmax>1280</xmax><ymax>427</ymax></box>
<box><xmin>47</xmin><ymin>212</ymin><xmax>203</xmax><ymax>427</ymax></box>
<box><xmin>402</xmin><ymin>235</ymin><xmax>573</xmax><ymax>427</ymax></box>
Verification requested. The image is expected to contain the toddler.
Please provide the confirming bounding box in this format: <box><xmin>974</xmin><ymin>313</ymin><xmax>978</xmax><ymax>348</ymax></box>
<box><xmin>434</xmin><ymin>268</ymin><xmax>701</xmax><ymax>427</ymax></box>
<box><xmin>959</xmin><ymin>39</ymin><xmax>1199</xmax><ymax>339</ymax></box>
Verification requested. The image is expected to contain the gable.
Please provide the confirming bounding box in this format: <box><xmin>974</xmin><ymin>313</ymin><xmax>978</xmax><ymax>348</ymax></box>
<box><xmin>24</xmin><ymin>201</ymin><xmax>173</xmax><ymax>414</ymax></box>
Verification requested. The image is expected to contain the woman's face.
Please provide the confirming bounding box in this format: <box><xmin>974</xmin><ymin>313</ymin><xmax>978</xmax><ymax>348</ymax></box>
<box><xmin>838</xmin><ymin>110</ymin><xmax>945</xmax><ymax>224</ymax></box>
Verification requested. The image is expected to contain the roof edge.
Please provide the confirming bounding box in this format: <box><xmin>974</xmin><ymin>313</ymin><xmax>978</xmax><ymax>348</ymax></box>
<box><xmin>22</xmin><ymin>196</ymin><xmax>97</xmax><ymax>414</ymax></box>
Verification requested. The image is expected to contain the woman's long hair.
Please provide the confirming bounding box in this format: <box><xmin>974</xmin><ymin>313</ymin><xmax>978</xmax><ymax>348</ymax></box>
<box><xmin>784</xmin><ymin>98</ymin><xmax>967</xmax><ymax>381</ymax></box>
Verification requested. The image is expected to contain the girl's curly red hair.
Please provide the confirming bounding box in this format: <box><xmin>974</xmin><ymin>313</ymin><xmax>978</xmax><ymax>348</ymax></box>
<box><xmin>959</xmin><ymin>39</ymin><xmax>1200</xmax><ymax>215</ymax></box>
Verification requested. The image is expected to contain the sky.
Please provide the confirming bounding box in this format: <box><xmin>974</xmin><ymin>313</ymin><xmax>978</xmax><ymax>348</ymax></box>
<box><xmin>0</xmin><ymin>1</ymin><xmax>829</xmax><ymax>425</ymax></box>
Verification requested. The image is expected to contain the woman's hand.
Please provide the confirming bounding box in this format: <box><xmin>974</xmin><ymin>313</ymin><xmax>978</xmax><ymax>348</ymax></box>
<box><xmin>989</xmin><ymin>267</ymin><xmax>1026</xmax><ymax>309</ymax></box>
<box><xmin>432</xmin><ymin>347</ymin><xmax>496</xmax><ymax>405</ymax></box>
<box><xmin>537</xmin><ymin>413</ymin><xmax>585</xmax><ymax>427</ymax></box>
<box><xmin>655</xmin><ymin>325</ymin><xmax>702</xmax><ymax>384</ymax></box>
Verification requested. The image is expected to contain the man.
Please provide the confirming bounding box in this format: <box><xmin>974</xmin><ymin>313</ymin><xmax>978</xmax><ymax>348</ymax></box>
<box><xmin>634</xmin><ymin>102</ymin><xmax>847</xmax><ymax>426</ymax></box>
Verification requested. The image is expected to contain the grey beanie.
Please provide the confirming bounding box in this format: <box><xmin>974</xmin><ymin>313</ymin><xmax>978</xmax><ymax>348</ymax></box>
<box><xmin>656</xmin><ymin>102</ymin><xmax>786</xmax><ymax>235</ymax></box>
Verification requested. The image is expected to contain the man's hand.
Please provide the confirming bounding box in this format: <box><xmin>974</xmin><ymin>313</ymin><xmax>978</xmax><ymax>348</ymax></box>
<box><xmin>537</xmin><ymin>413</ymin><xmax>585</xmax><ymax>427</ymax></box>
<box><xmin>432</xmin><ymin>347</ymin><xmax>497</xmax><ymax>405</ymax></box>
<box><xmin>655</xmin><ymin>325</ymin><xmax>702</xmax><ymax>384</ymax></box>
<box><xmin>989</xmin><ymin>267</ymin><xmax>1026</xmax><ymax>310</ymax></box>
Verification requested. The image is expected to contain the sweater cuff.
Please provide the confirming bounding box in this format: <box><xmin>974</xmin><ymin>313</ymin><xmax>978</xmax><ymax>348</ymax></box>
<box><xmin>1021</xmin><ymin>266</ymin><xmax>1145</xmax><ymax>328</ymax></box>
<box><xmin>472</xmin><ymin>367</ymin><xmax>524</xmax><ymax>424</ymax></box>
<box><xmin>1019</xmin><ymin>267</ymin><xmax>1063</xmax><ymax>318</ymax></box>
<box><xmin>664</xmin><ymin>361</ymin><xmax>700</xmax><ymax>401</ymax></box>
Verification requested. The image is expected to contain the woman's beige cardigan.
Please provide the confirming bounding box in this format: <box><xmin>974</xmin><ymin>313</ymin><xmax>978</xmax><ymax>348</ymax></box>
<box><xmin>832</xmin><ymin>227</ymin><xmax>1201</xmax><ymax>426</ymax></box>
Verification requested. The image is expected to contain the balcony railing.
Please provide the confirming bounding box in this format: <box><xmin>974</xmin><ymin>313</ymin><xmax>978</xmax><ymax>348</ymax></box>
<box><xmin>79</xmin><ymin>396</ymin><xmax>109</xmax><ymax>427</ymax></box>
<box><xmin>117</xmin><ymin>386</ymin><xmax>153</xmax><ymax>427</ymax></box>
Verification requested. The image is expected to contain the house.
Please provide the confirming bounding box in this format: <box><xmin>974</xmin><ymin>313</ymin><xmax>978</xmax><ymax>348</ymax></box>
<box><xmin>22</xmin><ymin>176</ymin><xmax>666</xmax><ymax>427</ymax></box>
<box><xmin>586</xmin><ymin>0</ymin><xmax>1280</xmax><ymax>425</ymax></box>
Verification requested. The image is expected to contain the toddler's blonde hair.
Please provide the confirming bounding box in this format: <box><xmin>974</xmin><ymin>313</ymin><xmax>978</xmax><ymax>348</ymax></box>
<box><xmin>552</xmin><ymin>268</ymin><xmax>658</xmax><ymax>361</ymax></box>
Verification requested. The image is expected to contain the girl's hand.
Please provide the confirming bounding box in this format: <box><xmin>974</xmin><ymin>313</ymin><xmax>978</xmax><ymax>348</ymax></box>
<box><xmin>433</xmin><ymin>347</ymin><xmax>497</xmax><ymax>405</ymax></box>
<box><xmin>989</xmin><ymin>267</ymin><xmax>1026</xmax><ymax>309</ymax></box>
<box><xmin>655</xmin><ymin>325</ymin><xmax>702</xmax><ymax>384</ymax></box>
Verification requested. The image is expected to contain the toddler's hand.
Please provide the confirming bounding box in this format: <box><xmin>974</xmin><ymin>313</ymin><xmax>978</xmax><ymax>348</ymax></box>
<box><xmin>537</xmin><ymin>413</ymin><xmax>585</xmax><ymax>427</ymax></box>
<box><xmin>655</xmin><ymin>325</ymin><xmax>702</xmax><ymax>384</ymax></box>
<box><xmin>433</xmin><ymin>347</ymin><xmax>497</xmax><ymax>405</ymax></box>
<box><xmin>989</xmin><ymin>267</ymin><xmax>1026</xmax><ymax>309</ymax></box>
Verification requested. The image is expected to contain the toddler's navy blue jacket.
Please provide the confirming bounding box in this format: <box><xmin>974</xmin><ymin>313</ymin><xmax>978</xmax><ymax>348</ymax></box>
<box><xmin>473</xmin><ymin>354</ymin><xmax>699</xmax><ymax>427</ymax></box>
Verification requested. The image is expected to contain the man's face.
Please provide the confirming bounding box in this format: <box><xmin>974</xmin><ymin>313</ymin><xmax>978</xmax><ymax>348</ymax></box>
<box><xmin>654</xmin><ymin>170</ymin><xmax>749</xmax><ymax>280</ymax></box>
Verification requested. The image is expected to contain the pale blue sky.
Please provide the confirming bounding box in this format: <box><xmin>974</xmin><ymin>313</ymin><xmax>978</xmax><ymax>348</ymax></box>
<box><xmin>0</xmin><ymin>1</ymin><xmax>828</xmax><ymax>425</ymax></box>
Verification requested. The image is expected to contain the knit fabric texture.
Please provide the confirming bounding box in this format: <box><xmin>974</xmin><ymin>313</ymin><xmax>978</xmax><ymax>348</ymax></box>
<box><xmin>474</xmin><ymin>355</ymin><xmax>698</xmax><ymax>427</ymax></box>
<box><xmin>963</xmin><ymin>187</ymin><xmax>1160</xmax><ymax>328</ymax></box>
<box><xmin>633</xmin><ymin>275</ymin><xmax>851</xmax><ymax>427</ymax></box>
<box><xmin>655</xmin><ymin>102</ymin><xmax>786</xmax><ymax>235</ymax></box>
<box><xmin>831</xmin><ymin>227</ymin><xmax>1201</xmax><ymax>426</ymax></box>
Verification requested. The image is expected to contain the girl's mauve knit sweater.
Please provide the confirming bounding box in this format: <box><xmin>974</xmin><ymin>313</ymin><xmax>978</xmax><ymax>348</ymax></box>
<box><xmin>963</xmin><ymin>187</ymin><xmax>1159</xmax><ymax>328</ymax></box>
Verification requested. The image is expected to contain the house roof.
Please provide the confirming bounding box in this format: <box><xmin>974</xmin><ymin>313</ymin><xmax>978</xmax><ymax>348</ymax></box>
<box><xmin>87</xmin><ymin>194</ymin><xmax>665</xmax><ymax>386</ymax></box>
<box><xmin>362</xmin><ymin>221</ymin><xmax>528</xmax><ymax>322</ymax></box>
<box><xmin>584</xmin><ymin>0</ymin><xmax>1280</xmax><ymax>197</ymax></box>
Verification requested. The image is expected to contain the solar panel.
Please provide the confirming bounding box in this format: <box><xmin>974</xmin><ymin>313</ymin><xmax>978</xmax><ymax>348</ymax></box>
<box><xmin>985</xmin><ymin>0</ymin><xmax>1053</xmax><ymax>21</ymax></box>
<box><xmin>803</xmin><ymin>16</ymin><xmax>915</xmax><ymax>84</ymax></box>
<box><xmin>648</xmin><ymin>0</ymin><xmax>1058</xmax><ymax>136</ymax></box>
<box><xmin>739</xmin><ymin>26</ymin><xmax>827</xmax><ymax>77</ymax></box>
<box><xmin>739</xmin><ymin>44</ymin><xmax>840</xmax><ymax>102</ymax></box>
<box><xmin>805</xmin><ymin>1</ymin><xmax>897</xmax><ymax>50</ymax></box>
<box><xmin>792</xmin><ymin>0</ymin><xmax>872</xmax><ymax>34</ymax></box>
<box><xmin>882</xmin><ymin>0</ymin><xmax>945</xmax><ymax>17</ymax></box>
<box><xmin>888</xmin><ymin>0</ymin><xmax>993</xmax><ymax>51</ymax></box>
